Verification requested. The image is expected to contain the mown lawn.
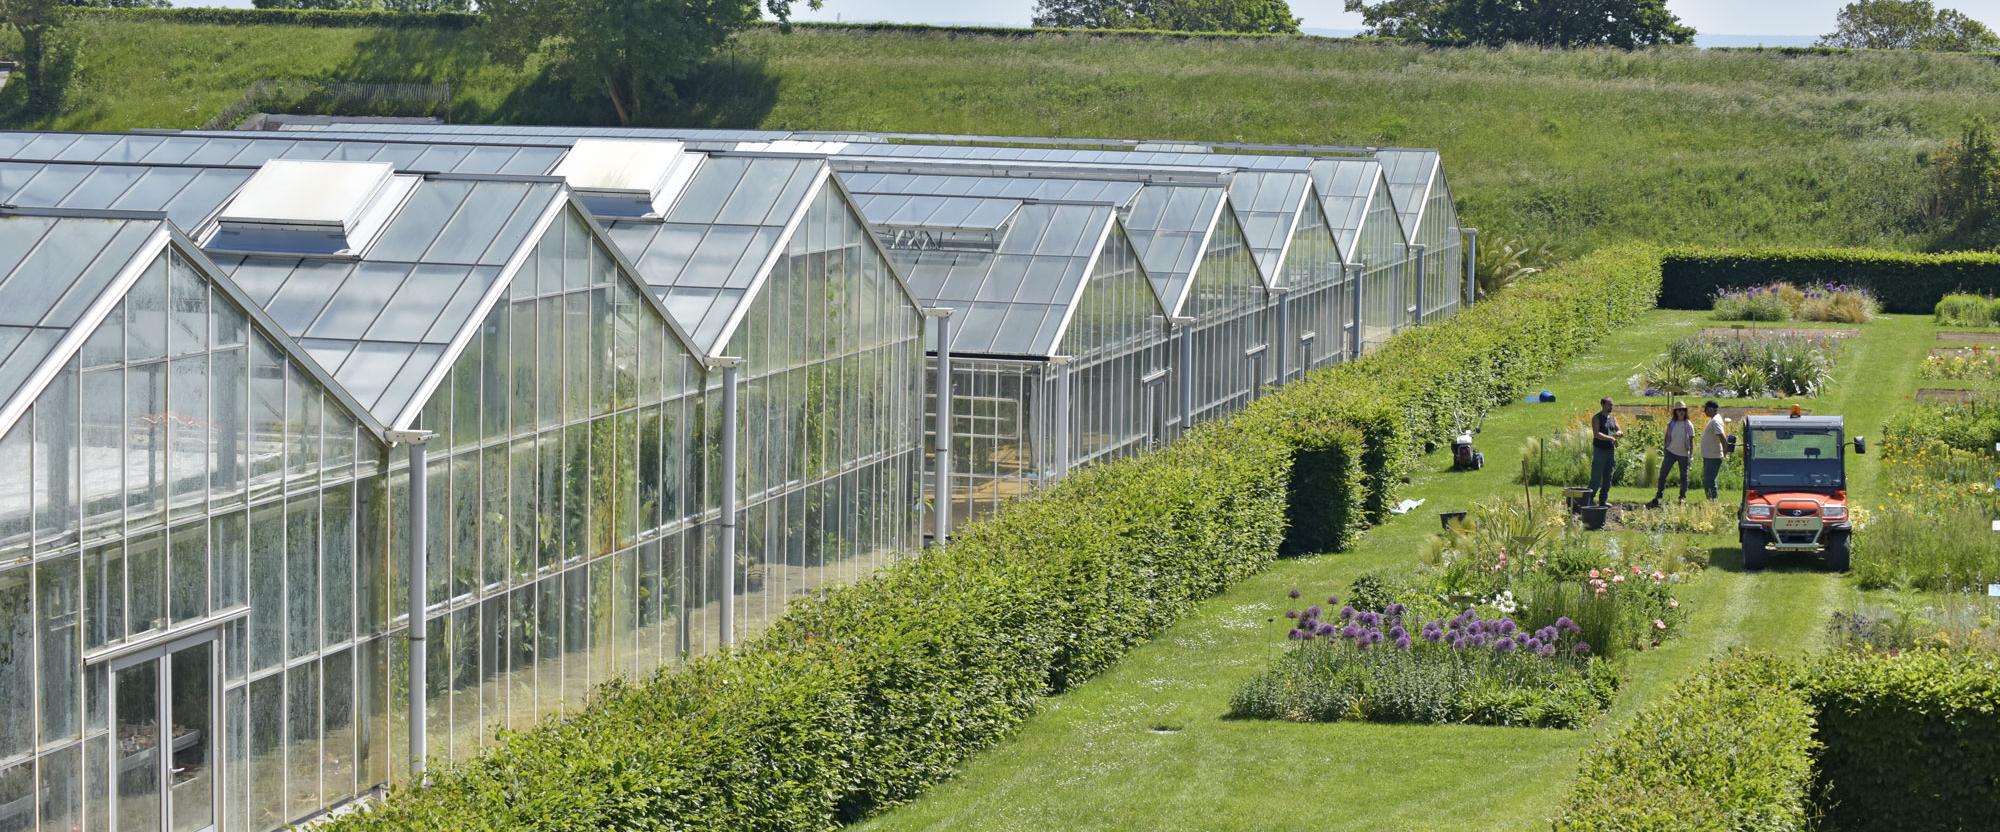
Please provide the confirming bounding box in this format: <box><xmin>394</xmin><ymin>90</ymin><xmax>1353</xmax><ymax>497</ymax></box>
<box><xmin>855</xmin><ymin>309</ymin><xmax>1933</xmax><ymax>832</ymax></box>
<box><xmin>7</xmin><ymin>21</ymin><xmax>2000</xmax><ymax>252</ymax></box>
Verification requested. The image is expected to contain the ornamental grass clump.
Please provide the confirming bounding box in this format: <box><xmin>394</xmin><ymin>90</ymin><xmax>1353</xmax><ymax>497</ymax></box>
<box><xmin>1232</xmin><ymin>593</ymin><xmax>1618</xmax><ymax>728</ymax></box>
<box><xmin>1936</xmin><ymin>292</ymin><xmax>2000</xmax><ymax>327</ymax></box>
<box><xmin>1632</xmin><ymin>332</ymin><xmax>1837</xmax><ymax>398</ymax></box>
<box><xmin>1712</xmin><ymin>282</ymin><xmax>1876</xmax><ymax>323</ymax></box>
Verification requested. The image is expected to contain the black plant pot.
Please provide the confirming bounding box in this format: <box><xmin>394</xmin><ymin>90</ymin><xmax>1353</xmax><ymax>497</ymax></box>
<box><xmin>1577</xmin><ymin>505</ymin><xmax>1609</xmax><ymax>530</ymax></box>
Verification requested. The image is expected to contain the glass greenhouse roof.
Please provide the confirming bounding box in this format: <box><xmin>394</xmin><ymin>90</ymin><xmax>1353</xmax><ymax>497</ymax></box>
<box><xmin>1374</xmin><ymin>148</ymin><xmax>1441</xmax><ymax>239</ymax></box>
<box><xmin>1309</xmin><ymin>158</ymin><xmax>1402</xmax><ymax>261</ymax></box>
<box><xmin>0</xmin><ymin>130</ymin><xmax>567</xmax><ymax>176</ymax></box>
<box><xmin>0</xmin><ymin>148</ymin><xmax>681</xmax><ymax>429</ymax></box>
<box><xmin>1223</xmin><ymin>170</ymin><xmax>1321</xmax><ymax>285</ymax></box>
<box><xmin>869</xmin><ymin>199</ymin><xmax>1147</xmax><ymax>358</ymax></box>
<box><xmin>600</xmin><ymin>154</ymin><xmax>827</xmax><ymax>354</ymax></box>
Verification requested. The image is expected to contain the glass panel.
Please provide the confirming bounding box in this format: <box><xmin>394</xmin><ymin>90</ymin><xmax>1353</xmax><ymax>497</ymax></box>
<box><xmin>169</xmin><ymin>254</ymin><xmax>209</xmax><ymax>356</ymax></box>
<box><xmin>288</xmin><ymin>496</ymin><xmax>320</xmax><ymax>660</ymax></box>
<box><xmin>169</xmin><ymin>356</ymin><xmax>210</xmax><ymax>515</ymax></box>
<box><xmin>115</xmin><ymin>659</ymin><xmax>162</xmax><ymax>832</ymax></box>
<box><xmin>286</xmin><ymin>661</ymin><xmax>320</xmax><ymax>817</ymax></box>
<box><xmin>39</xmin><ymin>742</ymin><xmax>83</xmax><ymax>832</ymax></box>
<box><xmin>0</xmin><ymin>424</ymin><xmax>24</xmax><ymax>564</ymax></box>
<box><xmin>248</xmin><ymin>673</ymin><xmax>282</xmax><ymax>830</ymax></box>
<box><xmin>169</xmin><ymin>643</ymin><xmax>214</xmax><ymax>832</ymax></box>
<box><xmin>323</xmin><ymin>484</ymin><xmax>354</xmax><ymax>646</ymax></box>
<box><xmin>82</xmin><ymin>300</ymin><xmax>125</xmax><ymax>369</ymax></box>
<box><xmin>170</xmin><ymin>520</ymin><xmax>207</xmax><ymax>625</ymax></box>
<box><xmin>128</xmin><ymin>530</ymin><xmax>166</xmax><ymax>636</ymax></box>
<box><xmin>127</xmin><ymin>361</ymin><xmax>168</xmax><ymax>531</ymax></box>
<box><xmin>0</xmin><ymin>762</ymin><xmax>26</xmax><ymax>832</ymax></box>
<box><xmin>40</xmin><ymin>557</ymin><xmax>80</xmax><ymax>743</ymax></box>
<box><xmin>210</xmin><ymin>347</ymin><xmax>249</xmax><ymax>508</ymax></box>
<box><xmin>127</xmin><ymin>255</ymin><xmax>169</xmax><ymax>363</ymax></box>
<box><xmin>322</xmin><ymin>648</ymin><xmax>356</xmax><ymax>801</ymax></box>
<box><xmin>82</xmin><ymin>368</ymin><xmax>125</xmax><ymax>540</ymax></box>
<box><xmin>34</xmin><ymin>363</ymin><xmax>79</xmax><ymax>548</ymax></box>
<box><xmin>249</xmin><ymin>502</ymin><xmax>283</xmax><ymax>672</ymax></box>
<box><xmin>83</xmin><ymin>541</ymin><xmax>123</xmax><ymax>650</ymax></box>
<box><xmin>0</xmin><ymin>567</ymin><xmax>29</xmax><ymax>760</ymax></box>
<box><xmin>213</xmin><ymin>294</ymin><xmax>247</xmax><ymax>349</ymax></box>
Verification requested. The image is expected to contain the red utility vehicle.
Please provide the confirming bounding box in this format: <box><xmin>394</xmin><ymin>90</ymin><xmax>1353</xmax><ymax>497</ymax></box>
<box><xmin>1738</xmin><ymin>413</ymin><xmax>1864</xmax><ymax>571</ymax></box>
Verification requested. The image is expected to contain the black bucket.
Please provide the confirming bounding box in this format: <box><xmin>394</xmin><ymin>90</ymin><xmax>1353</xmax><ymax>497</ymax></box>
<box><xmin>1577</xmin><ymin>505</ymin><xmax>1610</xmax><ymax>531</ymax></box>
<box><xmin>1440</xmin><ymin>511</ymin><xmax>1468</xmax><ymax>530</ymax></box>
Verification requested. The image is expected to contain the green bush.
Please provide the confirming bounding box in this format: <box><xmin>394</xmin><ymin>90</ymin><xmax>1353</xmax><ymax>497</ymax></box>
<box><xmin>1662</xmin><ymin>249</ymin><xmax>2000</xmax><ymax>315</ymax></box>
<box><xmin>1556</xmin><ymin>653</ymin><xmax>1819</xmax><ymax>832</ymax></box>
<box><xmin>1802</xmin><ymin>651</ymin><xmax>2000</xmax><ymax>832</ymax></box>
<box><xmin>1855</xmin><ymin>406</ymin><xmax>2000</xmax><ymax>591</ymax></box>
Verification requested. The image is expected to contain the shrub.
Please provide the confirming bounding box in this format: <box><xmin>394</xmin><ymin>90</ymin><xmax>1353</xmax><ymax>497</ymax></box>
<box><xmin>1936</xmin><ymin>292</ymin><xmax>1994</xmax><ymax>326</ymax></box>
<box><xmin>1230</xmin><ymin>600</ymin><xmax>1617</xmax><ymax>729</ymax></box>
<box><xmin>1662</xmin><ymin>249</ymin><xmax>2000</xmax><ymax>315</ymax></box>
<box><xmin>1802</xmin><ymin>651</ymin><xmax>2000</xmax><ymax>832</ymax></box>
<box><xmin>1556</xmin><ymin>653</ymin><xmax>1818</xmax><ymax>832</ymax></box>
<box><xmin>1712</xmin><ymin>286</ymin><xmax>1790</xmax><ymax>321</ymax></box>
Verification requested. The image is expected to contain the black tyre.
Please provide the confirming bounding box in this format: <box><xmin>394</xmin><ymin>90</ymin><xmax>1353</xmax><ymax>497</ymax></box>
<box><xmin>1743</xmin><ymin>532</ymin><xmax>1770</xmax><ymax>571</ymax></box>
<box><xmin>1824</xmin><ymin>530</ymin><xmax>1851</xmax><ymax>572</ymax></box>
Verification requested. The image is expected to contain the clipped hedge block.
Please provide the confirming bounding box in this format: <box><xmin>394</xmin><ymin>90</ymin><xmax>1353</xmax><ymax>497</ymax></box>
<box><xmin>1803</xmin><ymin>651</ymin><xmax>2000</xmax><ymax>832</ymax></box>
<box><xmin>1556</xmin><ymin>652</ymin><xmax>1819</xmax><ymax>832</ymax></box>
<box><xmin>1660</xmin><ymin>249</ymin><xmax>2000</xmax><ymax>314</ymax></box>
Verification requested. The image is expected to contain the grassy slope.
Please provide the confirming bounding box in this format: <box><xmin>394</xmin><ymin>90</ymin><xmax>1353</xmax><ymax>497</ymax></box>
<box><xmin>5</xmin><ymin>23</ymin><xmax>2000</xmax><ymax>251</ymax></box>
<box><xmin>855</xmin><ymin>310</ymin><xmax>1927</xmax><ymax>832</ymax></box>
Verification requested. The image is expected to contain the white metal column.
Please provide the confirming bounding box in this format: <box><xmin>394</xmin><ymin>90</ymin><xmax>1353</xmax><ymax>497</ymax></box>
<box><xmin>1271</xmin><ymin>287</ymin><xmax>1291</xmax><ymax>385</ymax></box>
<box><xmin>1172</xmin><ymin>317</ymin><xmax>1196</xmax><ymax>435</ymax></box>
<box><xmin>1411</xmin><ymin>244</ymin><xmax>1428</xmax><ymax>326</ymax></box>
<box><xmin>922</xmin><ymin>308</ymin><xmax>954</xmax><ymax>545</ymax></box>
<box><xmin>714</xmin><ymin>357</ymin><xmax>741</xmax><ymax>647</ymax></box>
<box><xmin>384</xmin><ymin>427</ymin><xmax>434</xmax><ymax>780</ymax></box>
<box><xmin>1464</xmin><ymin>227</ymin><xmax>1480</xmax><ymax>306</ymax></box>
<box><xmin>1052</xmin><ymin>355</ymin><xmax>1074</xmax><ymax>477</ymax></box>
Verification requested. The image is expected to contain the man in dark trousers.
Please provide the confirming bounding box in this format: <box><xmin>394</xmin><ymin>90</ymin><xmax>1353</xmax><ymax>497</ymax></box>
<box><xmin>1590</xmin><ymin>397</ymin><xmax>1623</xmax><ymax>506</ymax></box>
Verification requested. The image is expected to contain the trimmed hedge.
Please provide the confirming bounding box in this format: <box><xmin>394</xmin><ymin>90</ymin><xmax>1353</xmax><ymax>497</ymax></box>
<box><xmin>1556</xmin><ymin>652</ymin><xmax>1819</xmax><ymax>832</ymax></box>
<box><xmin>1660</xmin><ymin>248</ymin><xmax>2000</xmax><ymax>315</ymax></box>
<box><xmin>1247</xmin><ymin>243</ymin><xmax>1663</xmax><ymax>553</ymax></box>
<box><xmin>1804</xmin><ymin>651</ymin><xmax>2000</xmax><ymax>832</ymax></box>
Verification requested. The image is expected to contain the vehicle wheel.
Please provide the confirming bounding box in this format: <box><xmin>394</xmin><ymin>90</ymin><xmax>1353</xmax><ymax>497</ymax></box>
<box><xmin>1824</xmin><ymin>531</ymin><xmax>1851</xmax><ymax>572</ymax></box>
<box><xmin>1743</xmin><ymin>533</ymin><xmax>1769</xmax><ymax>571</ymax></box>
<box><xmin>1473</xmin><ymin>451</ymin><xmax>1485</xmax><ymax>470</ymax></box>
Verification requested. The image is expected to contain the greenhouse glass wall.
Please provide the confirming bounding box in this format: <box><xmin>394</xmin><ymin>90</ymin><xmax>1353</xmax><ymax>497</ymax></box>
<box><xmin>1375</xmin><ymin>149</ymin><xmax>1463</xmax><ymax>324</ymax></box>
<box><xmin>1223</xmin><ymin>171</ymin><xmax>1347</xmax><ymax>383</ymax></box>
<box><xmin>1308</xmin><ymin>159</ymin><xmax>1413</xmax><ymax>354</ymax></box>
<box><xmin>0</xmin><ymin>136</ymin><xmax>925</xmax><ymax>832</ymax></box>
<box><xmin>845</xmin><ymin>191</ymin><xmax>1168</xmax><ymax>524</ymax></box>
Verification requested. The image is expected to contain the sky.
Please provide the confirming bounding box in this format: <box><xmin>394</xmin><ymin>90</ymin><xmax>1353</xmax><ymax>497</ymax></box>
<box><xmin>781</xmin><ymin>0</ymin><xmax>2000</xmax><ymax>38</ymax></box>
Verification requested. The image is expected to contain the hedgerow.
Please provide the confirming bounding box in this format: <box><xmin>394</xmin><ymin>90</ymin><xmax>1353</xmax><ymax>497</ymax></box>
<box><xmin>321</xmin><ymin>244</ymin><xmax>1665</xmax><ymax>830</ymax></box>
<box><xmin>1660</xmin><ymin>248</ymin><xmax>2000</xmax><ymax>315</ymax></box>
<box><xmin>1802</xmin><ymin>651</ymin><xmax>2000</xmax><ymax>832</ymax></box>
<box><xmin>1556</xmin><ymin>652</ymin><xmax>1819</xmax><ymax>832</ymax></box>
<box><xmin>68</xmin><ymin>7</ymin><xmax>481</xmax><ymax>28</ymax></box>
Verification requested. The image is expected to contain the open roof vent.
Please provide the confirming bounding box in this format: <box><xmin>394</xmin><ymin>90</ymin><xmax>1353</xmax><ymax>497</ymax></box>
<box><xmin>207</xmin><ymin>159</ymin><xmax>416</xmax><ymax>256</ymax></box>
<box><xmin>552</xmin><ymin>139</ymin><xmax>701</xmax><ymax>220</ymax></box>
<box><xmin>733</xmin><ymin>140</ymin><xmax>851</xmax><ymax>155</ymax></box>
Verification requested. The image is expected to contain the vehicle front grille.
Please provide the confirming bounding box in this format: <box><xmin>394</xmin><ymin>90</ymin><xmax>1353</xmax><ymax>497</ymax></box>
<box><xmin>1778</xmin><ymin>531</ymin><xmax>1819</xmax><ymax>545</ymax></box>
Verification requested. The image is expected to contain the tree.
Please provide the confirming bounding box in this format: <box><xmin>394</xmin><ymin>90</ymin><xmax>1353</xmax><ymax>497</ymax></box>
<box><xmin>1923</xmin><ymin>117</ymin><xmax>2000</xmax><ymax>247</ymax></box>
<box><xmin>0</xmin><ymin>0</ymin><xmax>73</xmax><ymax>113</ymax></box>
<box><xmin>1032</xmin><ymin>0</ymin><xmax>1300</xmax><ymax>34</ymax></box>
<box><xmin>1820</xmin><ymin>1</ymin><xmax>2000</xmax><ymax>51</ymax></box>
<box><xmin>479</xmin><ymin>0</ymin><xmax>817</xmax><ymax>125</ymax></box>
<box><xmin>1346</xmin><ymin>0</ymin><xmax>1695</xmax><ymax>48</ymax></box>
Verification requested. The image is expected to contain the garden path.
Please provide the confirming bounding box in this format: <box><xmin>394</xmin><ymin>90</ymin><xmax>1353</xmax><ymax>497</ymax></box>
<box><xmin>857</xmin><ymin>310</ymin><xmax>1931</xmax><ymax>832</ymax></box>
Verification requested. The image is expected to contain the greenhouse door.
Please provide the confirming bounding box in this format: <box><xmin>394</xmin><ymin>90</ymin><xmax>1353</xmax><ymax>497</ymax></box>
<box><xmin>108</xmin><ymin>632</ymin><xmax>219</xmax><ymax>832</ymax></box>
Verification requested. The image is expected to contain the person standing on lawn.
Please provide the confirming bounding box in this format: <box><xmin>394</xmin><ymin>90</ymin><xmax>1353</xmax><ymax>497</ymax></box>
<box><xmin>1699</xmin><ymin>399</ymin><xmax>1729</xmax><ymax>500</ymax></box>
<box><xmin>1649</xmin><ymin>401</ymin><xmax>1695</xmax><ymax>508</ymax></box>
<box><xmin>1589</xmin><ymin>397</ymin><xmax>1622</xmax><ymax>506</ymax></box>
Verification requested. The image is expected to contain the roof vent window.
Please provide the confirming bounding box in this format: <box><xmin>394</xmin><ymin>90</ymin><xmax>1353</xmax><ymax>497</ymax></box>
<box><xmin>552</xmin><ymin>139</ymin><xmax>701</xmax><ymax>219</ymax></box>
<box><xmin>207</xmin><ymin>159</ymin><xmax>416</xmax><ymax>256</ymax></box>
<box><xmin>734</xmin><ymin>140</ymin><xmax>851</xmax><ymax>155</ymax></box>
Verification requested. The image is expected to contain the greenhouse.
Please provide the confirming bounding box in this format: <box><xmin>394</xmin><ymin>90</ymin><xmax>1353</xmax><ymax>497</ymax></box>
<box><xmin>1306</xmin><ymin>158</ymin><xmax>1417</xmax><ymax>352</ymax></box>
<box><xmin>844</xmin><ymin>187</ymin><xmax>1169</xmax><ymax>526</ymax></box>
<box><xmin>1373</xmin><ymin>149</ymin><xmax>1464</xmax><ymax>325</ymax></box>
<box><xmin>0</xmin><ymin>138</ymin><xmax>925</xmax><ymax>832</ymax></box>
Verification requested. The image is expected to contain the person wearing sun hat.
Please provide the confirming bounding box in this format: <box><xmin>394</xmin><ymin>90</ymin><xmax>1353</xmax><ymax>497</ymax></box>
<box><xmin>1649</xmin><ymin>401</ymin><xmax>1696</xmax><ymax>508</ymax></box>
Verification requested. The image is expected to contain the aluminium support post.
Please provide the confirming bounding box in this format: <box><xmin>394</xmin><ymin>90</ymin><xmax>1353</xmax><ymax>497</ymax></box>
<box><xmin>1052</xmin><ymin>355</ymin><xmax>1074</xmax><ymax>477</ymax></box>
<box><xmin>921</xmin><ymin>307</ymin><xmax>954</xmax><ymax>545</ymax></box>
<box><xmin>714</xmin><ymin>357</ymin><xmax>742</xmax><ymax>648</ymax></box>
<box><xmin>384</xmin><ymin>428</ymin><xmax>435</xmax><ymax>781</ymax></box>
<box><xmin>1171</xmin><ymin>316</ymin><xmax>1197</xmax><ymax>436</ymax></box>
<box><xmin>1271</xmin><ymin>287</ymin><xmax>1291</xmax><ymax>386</ymax></box>
<box><xmin>1411</xmin><ymin>244</ymin><xmax>1428</xmax><ymax>326</ymax></box>
<box><xmin>1464</xmin><ymin>228</ymin><xmax>1479</xmax><ymax>307</ymax></box>
<box><xmin>1350</xmin><ymin>264</ymin><xmax>1365</xmax><ymax>361</ymax></box>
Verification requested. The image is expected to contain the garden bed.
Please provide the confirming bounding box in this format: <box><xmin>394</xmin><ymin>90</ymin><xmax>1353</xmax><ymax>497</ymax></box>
<box><xmin>1935</xmin><ymin>331</ymin><xmax>2000</xmax><ymax>344</ymax></box>
<box><xmin>1916</xmin><ymin>388</ymin><xmax>1975</xmax><ymax>403</ymax></box>
<box><xmin>1700</xmin><ymin>326</ymin><xmax>1858</xmax><ymax>339</ymax></box>
<box><xmin>1630</xmin><ymin>331</ymin><xmax>1840</xmax><ymax>399</ymax></box>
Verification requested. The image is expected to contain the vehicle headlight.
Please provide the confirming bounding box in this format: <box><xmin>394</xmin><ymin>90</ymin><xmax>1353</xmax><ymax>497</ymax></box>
<box><xmin>1822</xmin><ymin>505</ymin><xmax>1847</xmax><ymax>519</ymax></box>
<box><xmin>1746</xmin><ymin>504</ymin><xmax>1773</xmax><ymax>519</ymax></box>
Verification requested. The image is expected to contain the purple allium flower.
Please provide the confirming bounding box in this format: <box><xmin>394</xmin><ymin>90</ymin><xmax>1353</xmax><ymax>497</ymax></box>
<box><xmin>1288</xmin><ymin>588</ymin><xmax>1302</xmax><ymax>600</ymax></box>
<box><xmin>1394</xmin><ymin>634</ymin><xmax>1412</xmax><ymax>650</ymax></box>
<box><xmin>1389</xmin><ymin>626</ymin><xmax>1408</xmax><ymax>640</ymax></box>
<box><xmin>1556</xmin><ymin>616</ymin><xmax>1577</xmax><ymax>634</ymax></box>
<box><xmin>1499</xmin><ymin>619</ymin><xmax>1516</xmax><ymax>635</ymax></box>
<box><xmin>1340</xmin><ymin>625</ymin><xmax>1359</xmax><ymax>640</ymax></box>
<box><xmin>1469</xmin><ymin>634</ymin><xmax>1487</xmax><ymax>647</ymax></box>
<box><xmin>1285</xmin><ymin>609</ymin><xmax>1298</xmax><ymax>620</ymax></box>
<box><xmin>1525</xmin><ymin>638</ymin><xmax>1542</xmax><ymax>651</ymax></box>
<box><xmin>1305</xmin><ymin>605</ymin><xmax>1323</xmax><ymax>620</ymax></box>
<box><xmin>1340</xmin><ymin>606</ymin><xmax>1356</xmax><ymax>621</ymax></box>
<box><xmin>1538</xmin><ymin>645</ymin><xmax>1558</xmax><ymax>658</ymax></box>
<box><xmin>1315</xmin><ymin>622</ymin><xmax>1336</xmax><ymax>637</ymax></box>
<box><xmin>1359</xmin><ymin>611</ymin><xmax>1379</xmax><ymax>627</ymax></box>
<box><xmin>1494</xmin><ymin>639</ymin><xmax>1515</xmax><ymax>653</ymax></box>
<box><xmin>1288</xmin><ymin>629</ymin><xmax>1304</xmax><ymax>640</ymax></box>
<box><xmin>1573</xmin><ymin>642</ymin><xmax>1592</xmax><ymax>656</ymax></box>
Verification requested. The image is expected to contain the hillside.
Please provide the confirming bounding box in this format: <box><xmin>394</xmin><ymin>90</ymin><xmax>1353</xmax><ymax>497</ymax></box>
<box><xmin>6</xmin><ymin>17</ymin><xmax>2000</xmax><ymax>253</ymax></box>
